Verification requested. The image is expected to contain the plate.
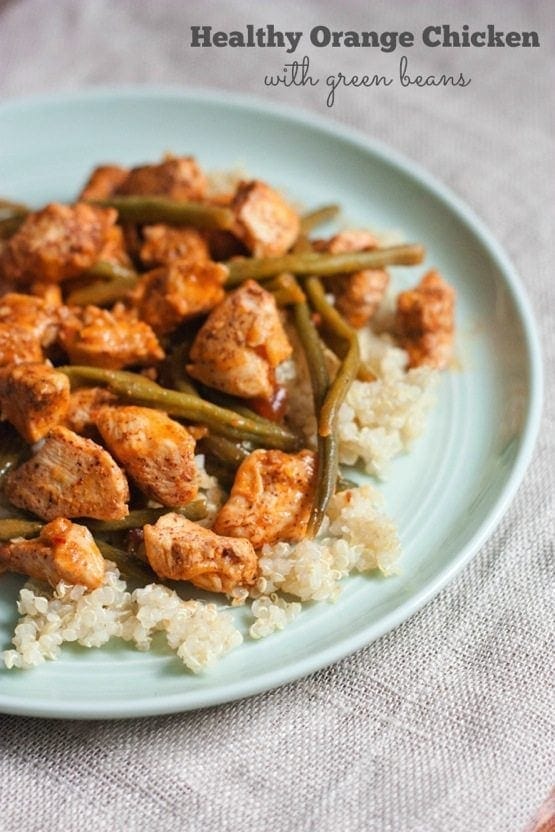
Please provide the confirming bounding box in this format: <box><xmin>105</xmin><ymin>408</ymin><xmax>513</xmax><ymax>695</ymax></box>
<box><xmin>0</xmin><ymin>88</ymin><xmax>542</xmax><ymax>719</ymax></box>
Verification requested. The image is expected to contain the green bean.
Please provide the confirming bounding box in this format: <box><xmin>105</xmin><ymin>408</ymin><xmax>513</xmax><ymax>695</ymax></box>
<box><xmin>305</xmin><ymin>277</ymin><xmax>360</xmax><ymax>438</ymax></box>
<box><xmin>90</xmin><ymin>196</ymin><xmax>235</xmax><ymax>231</ymax></box>
<box><xmin>59</xmin><ymin>366</ymin><xmax>300</xmax><ymax>450</ymax></box>
<box><xmin>299</xmin><ymin>204</ymin><xmax>340</xmax><ymax>235</ymax></box>
<box><xmin>303</xmin><ymin>277</ymin><xmax>360</xmax><ymax>535</ymax></box>
<box><xmin>199</xmin><ymin>435</ymin><xmax>251</xmax><ymax>469</ymax></box>
<box><xmin>292</xmin><ymin>293</ymin><xmax>335</xmax><ymax>537</ymax></box>
<box><xmin>66</xmin><ymin>262</ymin><xmax>139</xmax><ymax>306</ymax></box>
<box><xmin>0</xmin><ymin>518</ymin><xmax>43</xmax><ymax>541</ymax></box>
<box><xmin>84</xmin><ymin>500</ymin><xmax>207</xmax><ymax>533</ymax></box>
<box><xmin>226</xmin><ymin>243</ymin><xmax>424</xmax><ymax>284</ymax></box>
<box><xmin>265</xmin><ymin>273</ymin><xmax>306</xmax><ymax>307</ymax></box>
<box><xmin>95</xmin><ymin>539</ymin><xmax>155</xmax><ymax>584</ymax></box>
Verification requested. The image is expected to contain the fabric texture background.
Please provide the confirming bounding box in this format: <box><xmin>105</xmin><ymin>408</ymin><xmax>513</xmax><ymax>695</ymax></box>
<box><xmin>0</xmin><ymin>1</ymin><xmax>553</xmax><ymax>830</ymax></box>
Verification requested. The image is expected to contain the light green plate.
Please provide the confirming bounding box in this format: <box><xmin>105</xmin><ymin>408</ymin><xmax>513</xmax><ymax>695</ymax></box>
<box><xmin>0</xmin><ymin>89</ymin><xmax>542</xmax><ymax>719</ymax></box>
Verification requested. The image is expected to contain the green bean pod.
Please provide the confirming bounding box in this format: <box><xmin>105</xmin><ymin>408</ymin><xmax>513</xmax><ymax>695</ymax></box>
<box><xmin>299</xmin><ymin>204</ymin><xmax>340</xmax><ymax>235</ymax></box>
<box><xmin>90</xmin><ymin>196</ymin><xmax>235</xmax><ymax>231</ymax></box>
<box><xmin>226</xmin><ymin>243</ymin><xmax>425</xmax><ymax>284</ymax></box>
<box><xmin>95</xmin><ymin>539</ymin><xmax>156</xmax><ymax>584</ymax></box>
<box><xmin>0</xmin><ymin>518</ymin><xmax>43</xmax><ymax>541</ymax></box>
<box><xmin>84</xmin><ymin>500</ymin><xmax>207</xmax><ymax>533</ymax></box>
<box><xmin>66</xmin><ymin>261</ymin><xmax>139</xmax><ymax>306</ymax></box>
<box><xmin>59</xmin><ymin>366</ymin><xmax>300</xmax><ymax>451</ymax></box>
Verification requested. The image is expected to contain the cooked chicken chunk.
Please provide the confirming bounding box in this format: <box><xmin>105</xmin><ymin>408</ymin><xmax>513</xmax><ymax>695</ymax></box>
<box><xmin>315</xmin><ymin>230</ymin><xmax>379</xmax><ymax>255</ymax></box>
<box><xmin>314</xmin><ymin>230</ymin><xmax>389</xmax><ymax>329</ymax></box>
<box><xmin>116</xmin><ymin>156</ymin><xmax>207</xmax><ymax>200</ymax></box>
<box><xmin>0</xmin><ymin>292</ymin><xmax>59</xmax><ymax>346</ymax></box>
<box><xmin>334</xmin><ymin>269</ymin><xmax>390</xmax><ymax>329</ymax></box>
<box><xmin>213</xmin><ymin>449</ymin><xmax>316</xmax><ymax>549</ymax></box>
<box><xmin>0</xmin><ymin>202</ymin><xmax>117</xmax><ymax>284</ymax></box>
<box><xmin>396</xmin><ymin>270</ymin><xmax>455</xmax><ymax>369</ymax></box>
<box><xmin>0</xmin><ymin>324</ymin><xmax>43</xmax><ymax>366</ymax></box>
<box><xmin>6</xmin><ymin>426</ymin><xmax>129</xmax><ymax>521</ymax></box>
<box><xmin>143</xmin><ymin>512</ymin><xmax>257</xmax><ymax>594</ymax></box>
<box><xmin>139</xmin><ymin>225</ymin><xmax>210</xmax><ymax>268</ymax></box>
<box><xmin>133</xmin><ymin>259</ymin><xmax>227</xmax><ymax>335</ymax></box>
<box><xmin>95</xmin><ymin>406</ymin><xmax>198</xmax><ymax>506</ymax></box>
<box><xmin>96</xmin><ymin>224</ymin><xmax>133</xmax><ymax>267</ymax></box>
<box><xmin>64</xmin><ymin>387</ymin><xmax>118</xmax><ymax>436</ymax></box>
<box><xmin>0</xmin><ymin>518</ymin><xmax>105</xmax><ymax>589</ymax></box>
<box><xmin>187</xmin><ymin>280</ymin><xmax>293</xmax><ymax>399</ymax></box>
<box><xmin>0</xmin><ymin>363</ymin><xmax>70</xmax><ymax>443</ymax></box>
<box><xmin>78</xmin><ymin>164</ymin><xmax>129</xmax><ymax>200</ymax></box>
<box><xmin>232</xmin><ymin>180</ymin><xmax>300</xmax><ymax>257</ymax></box>
<box><xmin>58</xmin><ymin>304</ymin><xmax>164</xmax><ymax>369</ymax></box>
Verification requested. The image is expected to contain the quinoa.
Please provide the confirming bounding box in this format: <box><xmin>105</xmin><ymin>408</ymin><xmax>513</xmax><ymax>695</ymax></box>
<box><xmin>2</xmin><ymin>564</ymin><xmax>242</xmax><ymax>673</ymax></box>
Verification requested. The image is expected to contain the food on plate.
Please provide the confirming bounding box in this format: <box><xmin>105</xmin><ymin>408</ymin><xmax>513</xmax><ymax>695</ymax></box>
<box><xmin>5</xmin><ymin>426</ymin><xmax>130</xmax><ymax>521</ymax></box>
<box><xmin>0</xmin><ymin>153</ymin><xmax>455</xmax><ymax>673</ymax></box>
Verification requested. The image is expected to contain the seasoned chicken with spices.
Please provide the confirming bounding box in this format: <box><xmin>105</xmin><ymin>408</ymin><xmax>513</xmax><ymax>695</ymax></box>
<box><xmin>0</xmin><ymin>202</ymin><xmax>117</xmax><ymax>284</ymax></box>
<box><xmin>144</xmin><ymin>512</ymin><xmax>257</xmax><ymax>594</ymax></box>
<box><xmin>139</xmin><ymin>225</ymin><xmax>210</xmax><ymax>268</ymax></box>
<box><xmin>116</xmin><ymin>156</ymin><xmax>207</xmax><ymax>200</ymax></box>
<box><xmin>0</xmin><ymin>292</ymin><xmax>59</xmax><ymax>346</ymax></box>
<box><xmin>396</xmin><ymin>270</ymin><xmax>455</xmax><ymax>369</ymax></box>
<box><xmin>0</xmin><ymin>324</ymin><xmax>43</xmax><ymax>366</ymax></box>
<box><xmin>133</xmin><ymin>259</ymin><xmax>227</xmax><ymax>335</ymax></box>
<box><xmin>0</xmin><ymin>363</ymin><xmax>70</xmax><ymax>443</ymax></box>
<box><xmin>187</xmin><ymin>280</ymin><xmax>293</xmax><ymax>400</ymax></box>
<box><xmin>213</xmin><ymin>449</ymin><xmax>316</xmax><ymax>548</ymax></box>
<box><xmin>58</xmin><ymin>304</ymin><xmax>164</xmax><ymax>369</ymax></box>
<box><xmin>78</xmin><ymin>164</ymin><xmax>129</xmax><ymax>200</ymax></box>
<box><xmin>0</xmin><ymin>518</ymin><xmax>105</xmax><ymax>589</ymax></box>
<box><xmin>232</xmin><ymin>179</ymin><xmax>300</xmax><ymax>257</ymax></box>
<box><xmin>6</xmin><ymin>426</ymin><xmax>129</xmax><ymax>521</ymax></box>
<box><xmin>95</xmin><ymin>406</ymin><xmax>198</xmax><ymax>507</ymax></box>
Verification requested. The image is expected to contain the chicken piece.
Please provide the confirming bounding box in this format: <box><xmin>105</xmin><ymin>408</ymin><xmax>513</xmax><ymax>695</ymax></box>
<box><xmin>232</xmin><ymin>180</ymin><xmax>300</xmax><ymax>257</ymax></box>
<box><xmin>95</xmin><ymin>406</ymin><xmax>198</xmax><ymax>506</ymax></box>
<box><xmin>0</xmin><ymin>202</ymin><xmax>117</xmax><ymax>284</ymax></box>
<box><xmin>96</xmin><ymin>224</ymin><xmax>133</xmax><ymax>267</ymax></box>
<box><xmin>58</xmin><ymin>304</ymin><xmax>164</xmax><ymax>369</ymax></box>
<box><xmin>187</xmin><ymin>280</ymin><xmax>292</xmax><ymax>399</ymax></box>
<box><xmin>64</xmin><ymin>387</ymin><xmax>118</xmax><ymax>436</ymax></box>
<box><xmin>314</xmin><ymin>230</ymin><xmax>388</xmax><ymax>329</ymax></box>
<box><xmin>0</xmin><ymin>324</ymin><xmax>43</xmax><ymax>367</ymax></box>
<box><xmin>313</xmin><ymin>230</ymin><xmax>379</xmax><ymax>255</ymax></box>
<box><xmin>334</xmin><ymin>269</ymin><xmax>390</xmax><ymax>329</ymax></box>
<box><xmin>6</xmin><ymin>426</ymin><xmax>129</xmax><ymax>521</ymax></box>
<box><xmin>139</xmin><ymin>225</ymin><xmax>210</xmax><ymax>268</ymax></box>
<box><xmin>213</xmin><ymin>449</ymin><xmax>316</xmax><ymax>549</ymax></box>
<box><xmin>78</xmin><ymin>164</ymin><xmax>129</xmax><ymax>200</ymax></box>
<box><xmin>396</xmin><ymin>270</ymin><xmax>455</xmax><ymax>369</ymax></box>
<box><xmin>116</xmin><ymin>156</ymin><xmax>207</xmax><ymax>200</ymax></box>
<box><xmin>143</xmin><ymin>512</ymin><xmax>257</xmax><ymax>594</ymax></box>
<box><xmin>0</xmin><ymin>518</ymin><xmax>105</xmax><ymax>589</ymax></box>
<box><xmin>133</xmin><ymin>259</ymin><xmax>227</xmax><ymax>335</ymax></box>
<box><xmin>0</xmin><ymin>292</ymin><xmax>59</xmax><ymax>346</ymax></box>
<box><xmin>0</xmin><ymin>363</ymin><xmax>70</xmax><ymax>443</ymax></box>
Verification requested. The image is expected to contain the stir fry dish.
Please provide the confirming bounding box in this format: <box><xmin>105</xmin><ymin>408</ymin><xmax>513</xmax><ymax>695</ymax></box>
<box><xmin>0</xmin><ymin>155</ymin><xmax>455</xmax><ymax>671</ymax></box>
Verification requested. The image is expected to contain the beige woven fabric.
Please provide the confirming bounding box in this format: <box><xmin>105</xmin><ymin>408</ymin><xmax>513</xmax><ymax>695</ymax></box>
<box><xmin>0</xmin><ymin>1</ymin><xmax>553</xmax><ymax>830</ymax></box>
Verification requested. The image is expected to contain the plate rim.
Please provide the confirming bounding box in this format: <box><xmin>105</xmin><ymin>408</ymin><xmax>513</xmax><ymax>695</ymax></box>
<box><xmin>0</xmin><ymin>85</ymin><xmax>543</xmax><ymax>719</ymax></box>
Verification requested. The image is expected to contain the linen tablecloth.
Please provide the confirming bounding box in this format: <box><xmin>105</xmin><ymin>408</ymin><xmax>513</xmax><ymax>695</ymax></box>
<box><xmin>0</xmin><ymin>1</ymin><xmax>553</xmax><ymax>830</ymax></box>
